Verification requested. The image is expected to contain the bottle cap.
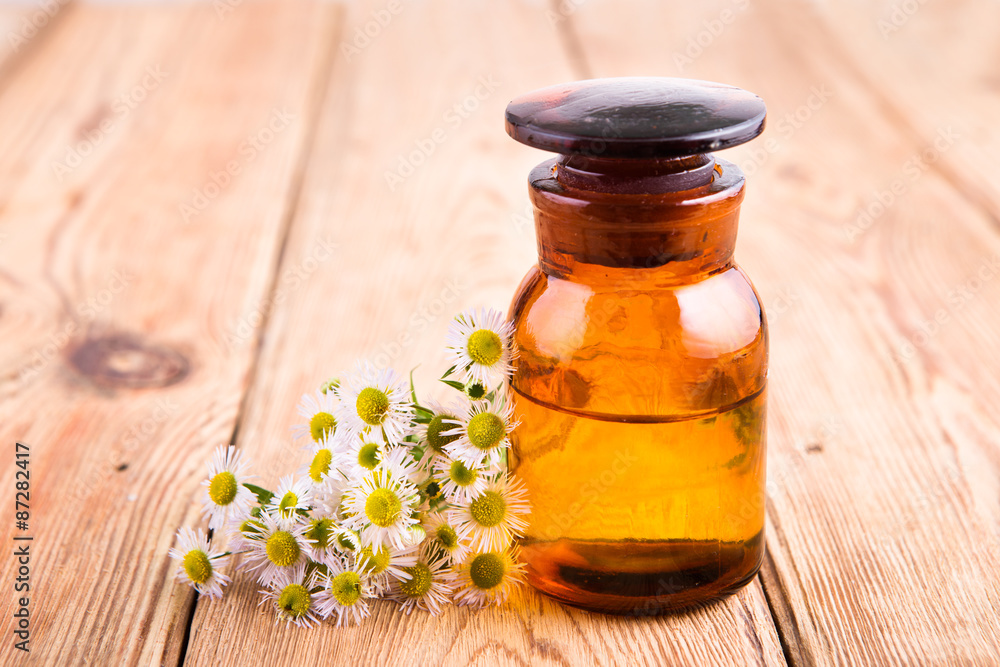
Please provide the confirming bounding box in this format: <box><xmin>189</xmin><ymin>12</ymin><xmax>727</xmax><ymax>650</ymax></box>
<box><xmin>505</xmin><ymin>77</ymin><xmax>766</xmax><ymax>159</ymax></box>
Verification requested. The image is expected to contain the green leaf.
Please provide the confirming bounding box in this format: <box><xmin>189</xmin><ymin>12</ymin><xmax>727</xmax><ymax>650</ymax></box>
<box><xmin>440</xmin><ymin>379</ymin><xmax>466</xmax><ymax>392</ymax></box>
<box><xmin>441</xmin><ymin>364</ymin><xmax>457</xmax><ymax>379</ymax></box>
<box><xmin>244</xmin><ymin>483</ymin><xmax>274</xmax><ymax>506</ymax></box>
<box><xmin>412</xmin><ymin>405</ymin><xmax>434</xmax><ymax>422</ymax></box>
<box><xmin>409</xmin><ymin>367</ymin><xmax>421</xmax><ymax>406</ymax></box>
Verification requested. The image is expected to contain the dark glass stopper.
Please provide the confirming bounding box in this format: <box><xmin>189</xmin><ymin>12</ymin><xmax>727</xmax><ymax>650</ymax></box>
<box><xmin>505</xmin><ymin>77</ymin><xmax>766</xmax><ymax>159</ymax></box>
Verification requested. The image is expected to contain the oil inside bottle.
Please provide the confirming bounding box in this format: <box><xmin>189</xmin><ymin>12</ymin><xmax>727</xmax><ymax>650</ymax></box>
<box><xmin>510</xmin><ymin>386</ymin><xmax>766</xmax><ymax>614</ymax></box>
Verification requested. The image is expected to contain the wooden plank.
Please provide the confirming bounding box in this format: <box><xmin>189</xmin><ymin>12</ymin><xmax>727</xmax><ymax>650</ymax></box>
<box><xmin>804</xmin><ymin>0</ymin><xmax>1000</xmax><ymax>230</ymax></box>
<box><xmin>0</xmin><ymin>1</ymin><xmax>70</xmax><ymax>76</ymax></box>
<box><xmin>566</xmin><ymin>0</ymin><xmax>1000</xmax><ymax>663</ymax></box>
<box><xmin>183</xmin><ymin>0</ymin><xmax>786</xmax><ymax>665</ymax></box>
<box><xmin>0</xmin><ymin>3</ymin><xmax>338</xmax><ymax>664</ymax></box>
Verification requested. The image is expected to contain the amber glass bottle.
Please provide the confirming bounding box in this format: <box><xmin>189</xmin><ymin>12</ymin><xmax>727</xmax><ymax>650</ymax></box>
<box><xmin>504</xmin><ymin>78</ymin><xmax>768</xmax><ymax>614</ymax></box>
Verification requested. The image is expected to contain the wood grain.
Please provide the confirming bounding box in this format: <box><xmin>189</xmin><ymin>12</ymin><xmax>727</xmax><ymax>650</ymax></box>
<box><xmin>182</xmin><ymin>1</ymin><xmax>786</xmax><ymax>665</ymax></box>
<box><xmin>0</xmin><ymin>3</ymin><xmax>338</xmax><ymax>665</ymax></box>
<box><xmin>567</xmin><ymin>0</ymin><xmax>1000</xmax><ymax>664</ymax></box>
<box><xmin>1</xmin><ymin>0</ymin><xmax>996</xmax><ymax>665</ymax></box>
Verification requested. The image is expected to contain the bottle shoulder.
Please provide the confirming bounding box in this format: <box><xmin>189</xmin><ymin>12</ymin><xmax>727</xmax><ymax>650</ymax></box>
<box><xmin>509</xmin><ymin>264</ymin><xmax>767</xmax><ymax>415</ymax></box>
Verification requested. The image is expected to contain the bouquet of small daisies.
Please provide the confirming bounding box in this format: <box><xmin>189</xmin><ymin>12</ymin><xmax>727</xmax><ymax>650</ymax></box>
<box><xmin>169</xmin><ymin>308</ymin><xmax>531</xmax><ymax>627</ymax></box>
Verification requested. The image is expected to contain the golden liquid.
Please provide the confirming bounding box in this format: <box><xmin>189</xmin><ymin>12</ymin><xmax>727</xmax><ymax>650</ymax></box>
<box><xmin>511</xmin><ymin>387</ymin><xmax>766</xmax><ymax>614</ymax></box>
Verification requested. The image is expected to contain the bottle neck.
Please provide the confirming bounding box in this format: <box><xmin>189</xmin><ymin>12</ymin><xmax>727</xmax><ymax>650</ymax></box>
<box><xmin>529</xmin><ymin>155</ymin><xmax>746</xmax><ymax>286</ymax></box>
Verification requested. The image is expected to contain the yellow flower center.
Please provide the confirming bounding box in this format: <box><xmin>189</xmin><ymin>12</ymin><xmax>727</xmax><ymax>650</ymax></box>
<box><xmin>208</xmin><ymin>471</ymin><xmax>238</xmax><ymax>506</ymax></box>
<box><xmin>356</xmin><ymin>387</ymin><xmax>389</xmax><ymax>426</ymax></box>
<box><xmin>306</xmin><ymin>517</ymin><xmax>334</xmax><ymax>550</ymax></box>
<box><xmin>467</xmin><ymin>412</ymin><xmax>505</xmax><ymax>451</ymax></box>
<box><xmin>182</xmin><ymin>550</ymin><xmax>212</xmax><ymax>584</ymax></box>
<box><xmin>330</xmin><ymin>571</ymin><xmax>362</xmax><ymax>606</ymax></box>
<box><xmin>364</xmin><ymin>488</ymin><xmax>402</xmax><ymax>528</ymax></box>
<box><xmin>309</xmin><ymin>449</ymin><xmax>333</xmax><ymax>482</ymax></box>
<box><xmin>240</xmin><ymin>518</ymin><xmax>263</xmax><ymax>537</ymax></box>
<box><xmin>265</xmin><ymin>530</ymin><xmax>300</xmax><ymax>567</ymax></box>
<box><xmin>277</xmin><ymin>491</ymin><xmax>299</xmax><ymax>518</ymax></box>
<box><xmin>309</xmin><ymin>411</ymin><xmax>336</xmax><ymax>442</ymax></box>
<box><xmin>449</xmin><ymin>460</ymin><xmax>478</xmax><ymax>487</ymax></box>
<box><xmin>400</xmin><ymin>562</ymin><xmax>433</xmax><ymax>598</ymax></box>
<box><xmin>469</xmin><ymin>490</ymin><xmax>506</xmax><ymax>527</ymax></box>
<box><xmin>358</xmin><ymin>443</ymin><xmax>380</xmax><ymax>470</ymax></box>
<box><xmin>467</xmin><ymin>329</ymin><xmax>503</xmax><ymax>366</ymax></box>
<box><xmin>469</xmin><ymin>552</ymin><xmax>505</xmax><ymax>590</ymax></box>
<box><xmin>436</xmin><ymin>525</ymin><xmax>458</xmax><ymax>550</ymax></box>
<box><xmin>425</xmin><ymin>413</ymin><xmax>459</xmax><ymax>452</ymax></box>
<box><xmin>278</xmin><ymin>583</ymin><xmax>311</xmax><ymax>619</ymax></box>
<box><xmin>357</xmin><ymin>545</ymin><xmax>391</xmax><ymax>575</ymax></box>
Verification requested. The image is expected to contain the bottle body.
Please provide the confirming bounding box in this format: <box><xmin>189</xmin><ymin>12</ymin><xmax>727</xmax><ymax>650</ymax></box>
<box><xmin>509</xmin><ymin>157</ymin><xmax>768</xmax><ymax>614</ymax></box>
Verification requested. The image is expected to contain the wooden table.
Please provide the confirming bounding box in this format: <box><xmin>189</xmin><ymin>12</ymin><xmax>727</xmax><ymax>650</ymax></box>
<box><xmin>1</xmin><ymin>1</ymin><xmax>998</xmax><ymax>664</ymax></box>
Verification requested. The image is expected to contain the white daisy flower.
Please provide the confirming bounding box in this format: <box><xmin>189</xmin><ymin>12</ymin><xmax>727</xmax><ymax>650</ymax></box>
<box><xmin>380</xmin><ymin>444</ymin><xmax>427</xmax><ymax>487</ymax></box>
<box><xmin>314</xmin><ymin>555</ymin><xmax>375</xmax><ymax>627</ymax></box>
<box><xmin>299</xmin><ymin>436</ymin><xmax>336</xmax><ymax>486</ymax></box>
<box><xmin>423</xmin><ymin>511</ymin><xmax>473</xmax><ymax>564</ymax></box>
<box><xmin>463</xmin><ymin>380</ymin><xmax>490</xmax><ymax>403</ymax></box>
<box><xmin>449</xmin><ymin>474</ymin><xmax>530</xmax><ymax>553</ymax></box>
<box><xmin>331</xmin><ymin>527</ymin><xmax>361</xmax><ymax>555</ymax></box>
<box><xmin>291</xmin><ymin>389</ymin><xmax>338</xmax><ymax>444</ymax></box>
<box><xmin>450</xmin><ymin>546</ymin><xmax>525</xmax><ymax>609</ymax></box>
<box><xmin>353</xmin><ymin>542</ymin><xmax>418</xmax><ymax>595</ymax></box>
<box><xmin>342</xmin><ymin>469</ymin><xmax>421</xmax><ymax>551</ymax></box>
<box><xmin>388</xmin><ymin>545</ymin><xmax>453</xmax><ymax>615</ymax></box>
<box><xmin>302</xmin><ymin>514</ymin><xmax>339</xmax><ymax>565</ymax></box>
<box><xmin>319</xmin><ymin>377</ymin><xmax>340</xmax><ymax>395</ymax></box>
<box><xmin>241</xmin><ymin>511</ymin><xmax>309</xmax><ymax>586</ymax></box>
<box><xmin>415</xmin><ymin>397</ymin><xmax>467</xmax><ymax>456</ymax></box>
<box><xmin>259</xmin><ymin>562</ymin><xmax>322</xmax><ymax>628</ymax></box>
<box><xmin>334</xmin><ymin>432</ymin><xmax>387</xmax><ymax>481</ymax></box>
<box><xmin>445</xmin><ymin>307</ymin><xmax>515</xmax><ymax>388</ymax></box>
<box><xmin>443</xmin><ymin>393</ymin><xmax>518</xmax><ymax>469</ymax></box>
<box><xmin>168</xmin><ymin>527</ymin><xmax>231</xmax><ymax>599</ymax></box>
<box><xmin>432</xmin><ymin>452</ymin><xmax>496</xmax><ymax>505</ymax></box>
<box><xmin>312</xmin><ymin>470</ymin><xmax>348</xmax><ymax>518</ymax></box>
<box><xmin>266</xmin><ymin>474</ymin><xmax>314</xmax><ymax>521</ymax></box>
<box><xmin>335</xmin><ymin>361</ymin><xmax>412</xmax><ymax>443</ymax></box>
<box><xmin>200</xmin><ymin>445</ymin><xmax>256</xmax><ymax>531</ymax></box>
<box><xmin>225</xmin><ymin>509</ymin><xmax>265</xmax><ymax>554</ymax></box>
